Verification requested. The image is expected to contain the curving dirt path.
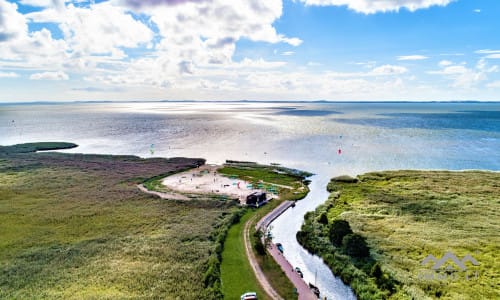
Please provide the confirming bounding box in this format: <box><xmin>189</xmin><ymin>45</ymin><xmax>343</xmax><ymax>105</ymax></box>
<box><xmin>138</xmin><ymin>167</ymin><xmax>317</xmax><ymax>299</ymax></box>
<box><xmin>137</xmin><ymin>184</ymin><xmax>189</xmax><ymax>200</ymax></box>
<box><xmin>243</xmin><ymin>215</ymin><xmax>284</xmax><ymax>300</ymax></box>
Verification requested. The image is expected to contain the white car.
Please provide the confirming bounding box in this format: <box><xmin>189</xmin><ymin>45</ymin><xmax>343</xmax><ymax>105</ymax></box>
<box><xmin>240</xmin><ymin>292</ymin><xmax>258</xmax><ymax>300</ymax></box>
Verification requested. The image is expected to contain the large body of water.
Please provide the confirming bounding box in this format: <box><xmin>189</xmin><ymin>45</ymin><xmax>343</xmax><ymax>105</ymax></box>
<box><xmin>1</xmin><ymin>101</ymin><xmax>499</xmax><ymax>299</ymax></box>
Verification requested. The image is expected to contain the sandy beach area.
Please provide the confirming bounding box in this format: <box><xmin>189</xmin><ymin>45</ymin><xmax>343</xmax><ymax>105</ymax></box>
<box><xmin>161</xmin><ymin>164</ymin><xmax>268</xmax><ymax>203</ymax></box>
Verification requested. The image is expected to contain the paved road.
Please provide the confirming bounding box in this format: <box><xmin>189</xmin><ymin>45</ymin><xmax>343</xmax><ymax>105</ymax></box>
<box><xmin>256</xmin><ymin>200</ymin><xmax>294</xmax><ymax>230</ymax></box>
<box><xmin>268</xmin><ymin>244</ymin><xmax>318</xmax><ymax>300</ymax></box>
<box><xmin>255</xmin><ymin>203</ymin><xmax>319</xmax><ymax>300</ymax></box>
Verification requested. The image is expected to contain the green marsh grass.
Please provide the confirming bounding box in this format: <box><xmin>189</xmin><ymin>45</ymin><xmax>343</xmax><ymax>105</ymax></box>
<box><xmin>298</xmin><ymin>170</ymin><xmax>500</xmax><ymax>300</ymax></box>
<box><xmin>0</xmin><ymin>146</ymin><xmax>235</xmax><ymax>299</ymax></box>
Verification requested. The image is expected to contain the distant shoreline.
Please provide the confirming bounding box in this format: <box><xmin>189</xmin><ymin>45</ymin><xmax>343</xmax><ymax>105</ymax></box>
<box><xmin>1</xmin><ymin>100</ymin><xmax>500</xmax><ymax>105</ymax></box>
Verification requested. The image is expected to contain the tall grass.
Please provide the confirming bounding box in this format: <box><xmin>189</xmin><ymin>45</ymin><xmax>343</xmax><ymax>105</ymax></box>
<box><xmin>0</xmin><ymin>147</ymin><xmax>233</xmax><ymax>299</ymax></box>
<box><xmin>298</xmin><ymin>170</ymin><xmax>500</xmax><ymax>300</ymax></box>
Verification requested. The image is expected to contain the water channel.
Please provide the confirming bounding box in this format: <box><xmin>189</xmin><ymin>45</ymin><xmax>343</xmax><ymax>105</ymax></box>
<box><xmin>270</xmin><ymin>175</ymin><xmax>356</xmax><ymax>300</ymax></box>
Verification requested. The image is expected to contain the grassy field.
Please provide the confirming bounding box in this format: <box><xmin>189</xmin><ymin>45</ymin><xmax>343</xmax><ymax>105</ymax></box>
<box><xmin>219</xmin><ymin>162</ymin><xmax>311</xmax><ymax>201</ymax></box>
<box><xmin>220</xmin><ymin>211</ymin><xmax>269</xmax><ymax>299</ymax></box>
<box><xmin>297</xmin><ymin>170</ymin><xmax>500</xmax><ymax>300</ymax></box>
<box><xmin>221</xmin><ymin>202</ymin><xmax>299</xmax><ymax>300</ymax></box>
<box><xmin>219</xmin><ymin>161</ymin><xmax>309</xmax><ymax>300</ymax></box>
<box><xmin>249</xmin><ymin>209</ymin><xmax>298</xmax><ymax>300</ymax></box>
<box><xmin>0</xmin><ymin>143</ymin><xmax>240</xmax><ymax>299</ymax></box>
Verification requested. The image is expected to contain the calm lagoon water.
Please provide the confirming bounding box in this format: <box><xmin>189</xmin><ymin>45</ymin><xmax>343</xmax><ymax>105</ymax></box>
<box><xmin>2</xmin><ymin>102</ymin><xmax>499</xmax><ymax>173</ymax></box>
<box><xmin>1</xmin><ymin>101</ymin><xmax>499</xmax><ymax>299</ymax></box>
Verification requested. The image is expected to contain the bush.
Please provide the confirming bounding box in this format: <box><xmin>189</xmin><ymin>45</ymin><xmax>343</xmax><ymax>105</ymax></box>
<box><xmin>318</xmin><ymin>213</ymin><xmax>329</xmax><ymax>225</ymax></box>
<box><xmin>370</xmin><ymin>262</ymin><xmax>382</xmax><ymax>279</ymax></box>
<box><xmin>253</xmin><ymin>230</ymin><xmax>266</xmax><ymax>256</ymax></box>
<box><xmin>342</xmin><ymin>233</ymin><xmax>369</xmax><ymax>258</ymax></box>
<box><xmin>331</xmin><ymin>175</ymin><xmax>358</xmax><ymax>183</ymax></box>
<box><xmin>329</xmin><ymin>219</ymin><xmax>353</xmax><ymax>246</ymax></box>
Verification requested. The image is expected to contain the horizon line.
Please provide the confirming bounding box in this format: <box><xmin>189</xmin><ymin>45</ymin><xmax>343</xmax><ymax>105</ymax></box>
<box><xmin>1</xmin><ymin>100</ymin><xmax>500</xmax><ymax>105</ymax></box>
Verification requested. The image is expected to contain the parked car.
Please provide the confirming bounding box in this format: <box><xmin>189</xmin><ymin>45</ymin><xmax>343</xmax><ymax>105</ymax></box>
<box><xmin>240</xmin><ymin>292</ymin><xmax>258</xmax><ymax>300</ymax></box>
<box><xmin>276</xmin><ymin>243</ymin><xmax>284</xmax><ymax>253</ymax></box>
<box><xmin>309</xmin><ymin>283</ymin><xmax>320</xmax><ymax>298</ymax></box>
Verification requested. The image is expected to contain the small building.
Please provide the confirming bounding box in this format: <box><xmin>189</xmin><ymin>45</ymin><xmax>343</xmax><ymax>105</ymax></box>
<box><xmin>246</xmin><ymin>192</ymin><xmax>267</xmax><ymax>207</ymax></box>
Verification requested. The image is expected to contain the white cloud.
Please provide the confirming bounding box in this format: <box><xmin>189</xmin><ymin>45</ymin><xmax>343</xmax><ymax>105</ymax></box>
<box><xmin>0</xmin><ymin>71</ymin><xmax>19</xmax><ymax>78</ymax></box>
<box><xmin>484</xmin><ymin>54</ymin><xmax>500</xmax><ymax>59</ymax></box>
<box><xmin>27</xmin><ymin>2</ymin><xmax>154</xmax><ymax>56</ymax></box>
<box><xmin>429</xmin><ymin>59</ymin><xmax>498</xmax><ymax>88</ymax></box>
<box><xmin>475</xmin><ymin>50</ymin><xmax>500</xmax><ymax>59</ymax></box>
<box><xmin>30</xmin><ymin>71</ymin><xmax>69</xmax><ymax>80</ymax></box>
<box><xmin>371</xmin><ymin>65</ymin><xmax>408</xmax><ymax>75</ymax></box>
<box><xmin>117</xmin><ymin>0</ymin><xmax>302</xmax><ymax>47</ymax></box>
<box><xmin>300</xmin><ymin>0</ymin><xmax>454</xmax><ymax>14</ymax></box>
<box><xmin>116</xmin><ymin>0</ymin><xmax>209</xmax><ymax>9</ymax></box>
<box><xmin>438</xmin><ymin>60</ymin><xmax>453</xmax><ymax>67</ymax></box>
<box><xmin>486</xmin><ymin>81</ymin><xmax>500</xmax><ymax>88</ymax></box>
<box><xmin>352</xmin><ymin>61</ymin><xmax>377</xmax><ymax>69</ymax></box>
<box><xmin>431</xmin><ymin>65</ymin><xmax>467</xmax><ymax>75</ymax></box>
<box><xmin>475</xmin><ymin>49</ymin><xmax>500</xmax><ymax>54</ymax></box>
<box><xmin>235</xmin><ymin>58</ymin><xmax>287</xmax><ymax>69</ymax></box>
<box><xmin>143</xmin><ymin>0</ymin><xmax>301</xmax><ymax>69</ymax></box>
<box><xmin>440</xmin><ymin>52</ymin><xmax>464</xmax><ymax>56</ymax></box>
<box><xmin>0</xmin><ymin>1</ymin><xmax>27</xmax><ymax>42</ymax></box>
<box><xmin>0</xmin><ymin>27</ymin><xmax>69</xmax><ymax>69</ymax></box>
<box><xmin>2</xmin><ymin>0</ymin><xmax>302</xmax><ymax>95</ymax></box>
<box><xmin>4</xmin><ymin>0</ymin><xmax>498</xmax><ymax>101</ymax></box>
<box><xmin>307</xmin><ymin>62</ymin><xmax>322</xmax><ymax>66</ymax></box>
<box><xmin>0</xmin><ymin>1</ymin><xmax>68</xmax><ymax>71</ymax></box>
<box><xmin>397</xmin><ymin>55</ymin><xmax>428</xmax><ymax>61</ymax></box>
<box><xmin>473</xmin><ymin>9</ymin><xmax>481</xmax><ymax>13</ymax></box>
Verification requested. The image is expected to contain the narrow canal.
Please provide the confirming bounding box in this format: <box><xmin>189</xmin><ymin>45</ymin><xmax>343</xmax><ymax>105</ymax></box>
<box><xmin>270</xmin><ymin>175</ymin><xmax>356</xmax><ymax>300</ymax></box>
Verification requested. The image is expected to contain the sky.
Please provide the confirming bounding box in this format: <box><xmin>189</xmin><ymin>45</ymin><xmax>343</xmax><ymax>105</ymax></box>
<box><xmin>1</xmin><ymin>0</ymin><xmax>500</xmax><ymax>102</ymax></box>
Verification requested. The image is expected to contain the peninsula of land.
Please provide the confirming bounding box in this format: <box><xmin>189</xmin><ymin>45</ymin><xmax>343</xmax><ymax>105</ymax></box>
<box><xmin>0</xmin><ymin>142</ymin><xmax>312</xmax><ymax>299</ymax></box>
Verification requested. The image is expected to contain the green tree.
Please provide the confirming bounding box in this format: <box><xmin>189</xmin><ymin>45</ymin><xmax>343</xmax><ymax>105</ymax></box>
<box><xmin>264</xmin><ymin>226</ymin><xmax>273</xmax><ymax>249</ymax></box>
<box><xmin>342</xmin><ymin>233</ymin><xmax>369</xmax><ymax>258</ymax></box>
<box><xmin>329</xmin><ymin>219</ymin><xmax>353</xmax><ymax>246</ymax></box>
<box><xmin>253</xmin><ymin>229</ymin><xmax>266</xmax><ymax>256</ymax></box>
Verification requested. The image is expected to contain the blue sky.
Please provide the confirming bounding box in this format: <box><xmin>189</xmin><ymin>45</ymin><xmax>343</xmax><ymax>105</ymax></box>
<box><xmin>1</xmin><ymin>0</ymin><xmax>499</xmax><ymax>101</ymax></box>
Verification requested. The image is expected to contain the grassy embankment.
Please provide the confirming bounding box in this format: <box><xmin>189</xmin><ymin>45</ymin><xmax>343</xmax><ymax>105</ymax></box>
<box><xmin>297</xmin><ymin>171</ymin><xmax>500</xmax><ymax>300</ymax></box>
<box><xmin>218</xmin><ymin>162</ymin><xmax>311</xmax><ymax>300</ymax></box>
<box><xmin>0</xmin><ymin>142</ymin><xmax>78</xmax><ymax>154</ymax></box>
<box><xmin>0</xmin><ymin>142</ymin><xmax>241</xmax><ymax>299</ymax></box>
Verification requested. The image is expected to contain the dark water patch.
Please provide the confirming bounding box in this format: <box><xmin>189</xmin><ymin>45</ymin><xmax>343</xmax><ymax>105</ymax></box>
<box><xmin>333</xmin><ymin>110</ymin><xmax>500</xmax><ymax>132</ymax></box>
<box><xmin>275</xmin><ymin>109</ymin><xmax>343</xmax><ymax>117</ymax></box>
<box><xmin>268</xmin><ymin>106</ymin><xmax>301</xmax><ymax>110</ymax></box>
